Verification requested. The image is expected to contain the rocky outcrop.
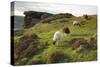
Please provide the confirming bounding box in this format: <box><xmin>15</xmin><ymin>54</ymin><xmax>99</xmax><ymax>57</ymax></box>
<box><xmin>23</xmin><ymin>11</ymin><xmax>53</xmax><ymax>28</ymax></box>
<box><xmin>40</xmin><ymin>13</ymin><xmax>73</xmax><ymax>23</ymax></box>
<box><xmin>23</xmin><ymin>11</ymin><xmax>73</xmax><ymax>28</ymax></box>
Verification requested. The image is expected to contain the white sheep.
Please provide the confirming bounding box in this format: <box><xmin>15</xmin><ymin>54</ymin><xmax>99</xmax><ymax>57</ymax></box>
<box><xmin>52</xmin><ymin>27</ymin><xmax>70</xmax><ymax>45</ymax></box>
<box><xmin>73</xmin><ymin>20</ymin><xmax>80</xmax><ymax>27</ymax></box>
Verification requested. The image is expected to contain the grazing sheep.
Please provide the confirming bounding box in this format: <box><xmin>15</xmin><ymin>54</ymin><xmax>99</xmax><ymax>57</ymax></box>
<box><xmin>53</xmin><ymin>27</ymin><xmax>70</xmax><ymax>45</ymax></box>
<box><xmin>73</xmin><ymin>20</ymin><xmax>80</xmax><ymax>27</ymax></box>
<box><xmin>83</xmin><ymin>14</ymin><xmax>89</xmax><ymax>20</ymax></box>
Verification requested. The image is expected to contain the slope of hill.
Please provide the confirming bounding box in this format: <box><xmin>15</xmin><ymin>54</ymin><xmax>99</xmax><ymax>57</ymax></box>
<box><xmin>14</xmin><ymin>15</ymin><xmax>97</xmax><ymax>65</ymax></box>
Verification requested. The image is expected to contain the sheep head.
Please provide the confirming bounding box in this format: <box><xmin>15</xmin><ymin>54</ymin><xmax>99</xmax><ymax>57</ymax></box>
<box><xmin>63</xmin><ymin>27</ymin><xmax>70</xmax><ymax>34</ymax></box>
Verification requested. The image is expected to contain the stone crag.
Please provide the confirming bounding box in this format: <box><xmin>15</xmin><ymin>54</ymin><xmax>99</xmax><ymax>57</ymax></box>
<box><xmin>23</xmin><ymin>11</ymin><xmax>53</xmax><ymax>28</ymax></box>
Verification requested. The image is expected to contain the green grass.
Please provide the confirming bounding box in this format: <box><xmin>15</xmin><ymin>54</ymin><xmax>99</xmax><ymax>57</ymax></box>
<box><xmin>14</xmin><ymin>15</ymin><xmax>97</xmax><ymax>65</ymax></box>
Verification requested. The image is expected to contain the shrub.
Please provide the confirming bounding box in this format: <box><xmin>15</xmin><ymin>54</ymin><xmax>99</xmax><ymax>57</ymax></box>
<box><xmin>89</xmin><ymin>37</ymin><xmax>97</xmax><ymax>49</ymax></box>
<box><xmin>15</xmin><ymin>33</ymin><xmax>38</xmax><ymax>52</ymax></box>
<box><xmin>46</xmin><ymin>50</ymin><xmax>66</xmax><ymax>63</ymax></box>
<box><xmin>70</xmin><ymin>38</ymin><xmax>89</xmax><ymax>50</ymax></box>
<box><xmin>69</xmin><ymin>38</ymin><xmax>84</xmax><ymax>46</ymax></box>
<box><xmin>14</xmin><ymin>33</ymin><xmax>39</xmax><ymax>61</ymax></box>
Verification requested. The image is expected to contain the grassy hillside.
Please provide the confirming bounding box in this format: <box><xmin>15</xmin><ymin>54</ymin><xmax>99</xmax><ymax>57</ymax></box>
<box><xmin>14</xmin><ymin>15</ymin><xmax>97</xmax><ymax>65</ymax></box>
